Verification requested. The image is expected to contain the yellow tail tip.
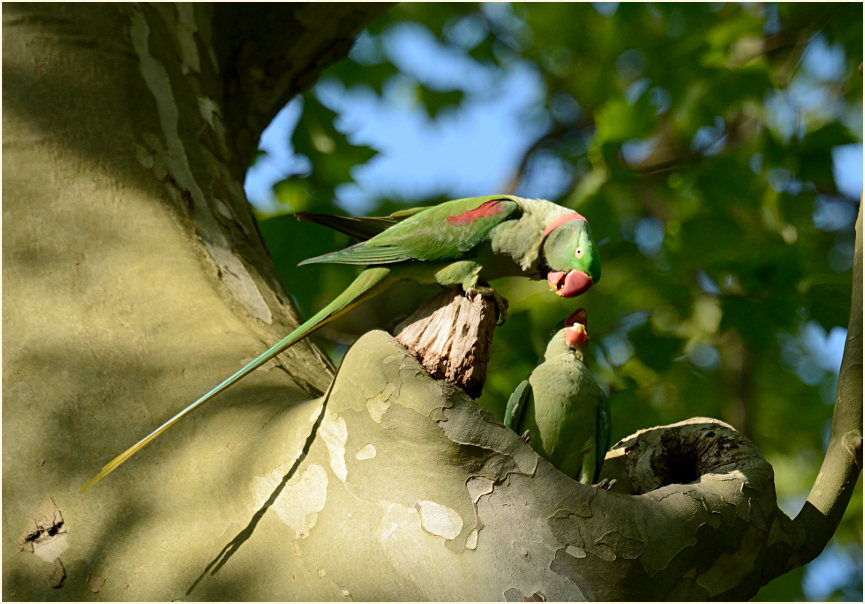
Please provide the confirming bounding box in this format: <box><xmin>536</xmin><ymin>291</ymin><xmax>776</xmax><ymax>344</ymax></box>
<box><xmin>79</xmin><ymin>465</ymin><xmax>115</xmax><ymax>492</ymax></box>
<box><xmin>79</xmin><ymin>478</ymin><xmax>98</xmax><ymax>493</ymax></box>
<box><xmin>79</xmin><ymin>445</ymin><xmax>144</xmax><ymax>492</ymax></box>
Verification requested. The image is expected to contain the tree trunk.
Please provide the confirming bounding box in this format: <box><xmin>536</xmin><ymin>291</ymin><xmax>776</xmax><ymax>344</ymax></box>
<box><xmin>3</xmin><ymin>3</ymin><xmax>860</xmax><ymax>601</ymax></box>
<box><xmin>3</xmin><ymin>3</ymin><xmax>385</xmax><ymax>599</ymax></box>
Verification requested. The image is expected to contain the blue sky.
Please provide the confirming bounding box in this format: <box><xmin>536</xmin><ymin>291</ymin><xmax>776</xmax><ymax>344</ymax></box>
<box><xmin>245</xmin><ymin>24</ymin><xmax>862</xmax><ymax>215</ymax></box>
<box><xmin>244</xmin><ymin>22</ymin><xmax>554</xmax><ymax>215</ymax></box>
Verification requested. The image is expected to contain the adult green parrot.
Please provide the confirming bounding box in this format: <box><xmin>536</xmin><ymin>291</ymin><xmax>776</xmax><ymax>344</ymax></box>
<box><xmin>504</xmin><ymin>308</ymin><xmax>610</xmax><ymax>486</ymax></box>
<box><xmin>82</xmin><ymin>195</ymin><xmax>601</xmax><ymax>490</ymax></box>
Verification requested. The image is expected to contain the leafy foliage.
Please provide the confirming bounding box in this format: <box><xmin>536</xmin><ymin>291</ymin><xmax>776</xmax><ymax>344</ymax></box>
<box><xmin>251</xmin><ymin>3</ymin><xmax>862</xmax><ymax>600</ymax></box>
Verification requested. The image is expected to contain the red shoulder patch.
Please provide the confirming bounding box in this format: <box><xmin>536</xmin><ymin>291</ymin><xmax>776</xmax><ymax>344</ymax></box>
<box><xmin>543</xmin><ymin>212</ymin><xmax>587</xmax><ymax>236</ymax></box>
<box><xmin>446</xmin><ymin>199</ymin><xmax>508</xmax><ymax>226</ymax></box>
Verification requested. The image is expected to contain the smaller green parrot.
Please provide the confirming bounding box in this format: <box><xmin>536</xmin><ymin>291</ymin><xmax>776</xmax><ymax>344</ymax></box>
<box><xmin>504</xmin><ymin>308</ymin><xmax>610</xmax><ymax>486</ymax></box>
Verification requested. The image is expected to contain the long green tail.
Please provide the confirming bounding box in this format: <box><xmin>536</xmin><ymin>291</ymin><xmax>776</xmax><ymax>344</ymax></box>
<box><xmin>81</xmin><ymin>267</ymin><xmax>396</xmax><ymax>491</ymax></box>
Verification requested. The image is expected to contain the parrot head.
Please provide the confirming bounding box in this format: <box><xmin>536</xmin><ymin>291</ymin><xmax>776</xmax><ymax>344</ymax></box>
<box><xmin>544</xmin><ymin>308</ymin><xmax>591</xmax><ymax>359</ymax></box>
<box><xmin>564</xmin><ymin>307</ymin><xmax>589</xmax><ymax>349</ymax></box>
<box><xmin>538</xmin><ymin>213</ymin><xmax>601</xmax><ymax>298</ymax></box>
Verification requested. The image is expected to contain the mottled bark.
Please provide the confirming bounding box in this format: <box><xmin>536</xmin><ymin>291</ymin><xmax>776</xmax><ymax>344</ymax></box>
<box><xmin>211</xmin><ymin>329</ymin><xmax>813</xmax><ymax>601</ymax></box>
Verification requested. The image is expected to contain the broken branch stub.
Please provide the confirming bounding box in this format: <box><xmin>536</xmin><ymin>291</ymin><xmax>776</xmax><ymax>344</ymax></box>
<box><xmin>393</xmin><ymin>287</ymin><xmax>500</xmax><ymax>398</ymax></box>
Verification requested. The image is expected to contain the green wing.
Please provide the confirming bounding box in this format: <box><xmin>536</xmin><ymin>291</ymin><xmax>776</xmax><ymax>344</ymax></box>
<box><xmin>295</xmin><ymin>213</ymin><xmax>400</xmax><ymax>240</ymax></box>
<box><xmin>299</xmin><ymin>196</ymin><xmax>520</xmax><ymax>266</ymax></box>
<box><xmin>594</xmin><ymin>394</ymin><xmax>611</xmax><ymax>483</ymax></box>
<box><xmin>504</xmin><ymin>379</ymin><xmax>531</xmax><ymax>430</ymax></box>
<box><xmin>295</xmin><ymin>206</ymin><xmax>430</xmax><ymax>241</ymax></box>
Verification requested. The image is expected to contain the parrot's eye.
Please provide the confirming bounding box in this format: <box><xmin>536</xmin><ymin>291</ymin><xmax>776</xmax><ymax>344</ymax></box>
<box><xmin>575</xmin><ymin>247</ymin><xmax>583</xmax><ymax>258</ymax></box>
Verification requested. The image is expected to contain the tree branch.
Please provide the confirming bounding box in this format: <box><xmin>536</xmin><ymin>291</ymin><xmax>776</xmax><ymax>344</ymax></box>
<box><xmin>252</xmin><ymin>329</ymin><xmax>807</xmax><ymax>600</ymax></box>
<box><xmin>787</xmin><ymin>197</ymin><xmax>863</xmax><ymax>568</ymax></box>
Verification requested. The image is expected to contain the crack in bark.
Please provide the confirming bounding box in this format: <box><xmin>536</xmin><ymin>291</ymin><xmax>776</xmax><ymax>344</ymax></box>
<box><xmin>187</xmin><ymin>392</ymin><xmax>331</xmax><ymax>594</ymax></box>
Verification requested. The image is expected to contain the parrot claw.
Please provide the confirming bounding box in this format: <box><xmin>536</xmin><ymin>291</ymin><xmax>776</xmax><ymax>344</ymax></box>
<box><xmin>520</xmin><ymin>429</ymin><xmax>531</xmax><ymax>444</ymax></box>
<box><xmin>465</xmin><ymin>285</ymin><xmax>509</xmax><ymax>325</ymax></box>
<box><xmin>593</xmin><ymin>478</ymin><xmax>616</xmax><ymax>491</ymax></box>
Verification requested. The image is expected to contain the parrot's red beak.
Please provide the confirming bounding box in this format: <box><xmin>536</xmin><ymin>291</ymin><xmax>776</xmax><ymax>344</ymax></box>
<box><xmin>546</xmin><ymin>270</ymin><xmax>593</xmax><ymax>297</ymax></box>
<box><xmin>564</xmin><ymin>323</ymin><xmax>588</xmax><ymax>348</ymax></box>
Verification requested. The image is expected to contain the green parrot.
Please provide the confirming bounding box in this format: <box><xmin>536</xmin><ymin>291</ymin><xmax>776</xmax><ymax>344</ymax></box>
<box><xmin>504</xmin><ymin>308</ymin><xmax>610</xmax><ymax>486</ymax></box>
<box><xmin>82</xmin><ymin>195</ymin><xmax>601</xmax><ymax>490</ymax></box>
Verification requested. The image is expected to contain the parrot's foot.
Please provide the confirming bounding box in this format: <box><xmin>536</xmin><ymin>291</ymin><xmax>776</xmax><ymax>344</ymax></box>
<box><xmin>465</xmin><ymin>285</ymin><xmax>509</xmax><ymax>325</ymax></box>
<box><xmin>593</xmin><ymin>478</ymin><xmax>616</xmax><ymax>491</ymax></box>
<box><xmin>520</xmin><ymin>429</ymin><xmax>531</xmax><ymax>445</ymax></box>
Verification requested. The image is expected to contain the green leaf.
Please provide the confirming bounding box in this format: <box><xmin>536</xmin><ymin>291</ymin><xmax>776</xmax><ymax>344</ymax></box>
<box><xmin>417</xmin><ymin>85</ymin><xmax>464</xmax><ymax>118</ymax></box>
<box><xmin>292</xmin><ymin>93</ymin><xmax>377</xmax><ymax>187</ymax></box>
<box><xmin>594</xmin><ymin>96</ymin><xmax>656</xmax><ymax>145</ymax></box>
<box><xmin>272</xmin><ymin>178</ymin><xmax>310</xmax><ymax>212</ymax></box>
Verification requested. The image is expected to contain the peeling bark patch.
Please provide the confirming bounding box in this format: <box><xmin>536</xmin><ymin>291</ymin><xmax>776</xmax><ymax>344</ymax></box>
<box><xmin>129</xmin><ymin>5</ymin><xmax>271</xmax><ymax>323</ymax></box>
<box><xmin>465</xmin><ymin>528</ymin><xmax>479</xmax><ymax>550</ymax></box>
<box><xmin>695</xmin><ymin>525</ymin><xmax>764</xmax><ymax>597</ymax></box>
<box><xmin>379</xmin><ymin>502</ymin><xmax>449</xmax><ymax>582</ymax></box>
<box><xmin>134</xmin><ymin>143</ymin><xmax>155</xmax><ymax>169</ymax></box>
<box><xmin>320</xmin><ymin>411</ymin><xmax>348</xmax><ymax>482</ymax></box>
<box><xmin>87</xmin><ymin>574</ymin><xmax>106</xmax><ymax>593</ymax></box>
<box><xmin>213</xmin><ymin>197</ymin><xmax>234</xmax><ymax>221</ymax></box>
<box><xmin>504</xmin><ymin>587</ymin><xmax>524</xmax><ymax>602</ymax></box>
<box><xmin>549</xmin><ymin>547</ymin><xmax>581</xmax><ymax>584</ymax></box>
<box><xmin>366</xmin><ymin>396</ymin><xmax>390</xmax><ymax>423</ymax></box>
<box><xmin>504</xmin><ymin>587</ymin><xmax>546</xmax><ymax>602</ymax></box>
<box><xmin>466</xmin><ymin>475</ymin><xmax>494</xmax><ymax>503</ymax></box>
<box><xmin>359</xmin><ymin>372</ymin><xmax>404</xmax><ymax>422</ymax></box>
<box><xmin>18</xmin><ymin>498</ymin><xmax>69</xmax><ymax>563</ymax></box>
<box><xmin>565</xmin><ymin>544</ymin><xmax>587</xmax><ymax>559</ymax></box>
<box><xmin>439</xmin><ymin>401</ymin><xmax>539</xmax><ymax>476</ymax></box>
<box><xmin>204</xmin><ymin>241</ymin><xmax>273</xmax><ymax>324</ymax></box>
<box><xmin>49</xmin><ymin>558</ymin><xmax>66</xmax><ymax>589</ymax></box>
<box><xmin>842</xmin><ymin>429</ymin><xmax>863</xmax><ymax>463</ymax></box>
<box><xmin>252</xmin><ymin>463</ymin><xmax>327</xmax><ymax>539</ymax></box>
<box><xmin>380</xmin><ymin>381</ymin><xmax>398</xmax><ymax>401</ymax></box>
<box><xmin>593</xmin><ymin>543</ymin><xmax>617</xmax><ymax>562</ymax></box>
<box><xmin>596</xmin><ymin>530</ymin><xmax>645</xmax><ymax>560</ymax></box>
<box><xmin>173</xmin><ymin>2</ymin><xmax>201</xmax><ymax>73</ymax></box>
<box><xmin>416</xmin><ymin>500</ymin><xmax>463</xmax><ymax>540</ymax></box>
<box><xmin>198</xmin><ymin>97</ymin><xmax>220</xmax><ymax>129</ymax></box>
<box><xmin>355</xmin><ymin>444</ymin><xmax>376</xmax><ymax>460</ymax></box>
<box><xmin>548</xmin><ymin>503</ymin><xmax>592</xmax><ymax>538</ymax></box>
<box><xmin>546</xmin><ymin>549</ymin><xmax>588</xmax><ymax>599</ymax></box>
